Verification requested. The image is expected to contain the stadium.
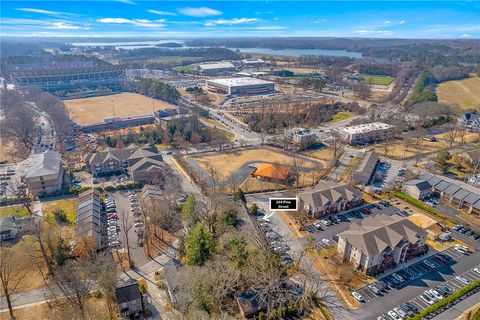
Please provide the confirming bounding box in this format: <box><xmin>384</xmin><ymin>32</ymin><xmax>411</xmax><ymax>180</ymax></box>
<box><xmin>206</xmin><ymin>77</ymin><xmax>275</xmax><ymax>95</ymax></box>
<box><xmin>3</xmin><ymin>57</ymin><xmax>125</xmax><ymax>93</ymax></box>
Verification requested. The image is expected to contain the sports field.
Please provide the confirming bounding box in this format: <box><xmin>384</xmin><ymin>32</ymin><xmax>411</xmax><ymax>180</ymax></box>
<box><xmin>360</xmin><ymin>74</ymin><xmax>395</xmax><ymax>86</ymax></box>
<box><xmin>64</xmin><ymin>93</ymin><xmax>176</xmax><ymax>125</ymax></box>
<box><xmin>437</xmin><ymin>77</ymin><xmax>480</xmax><ymax>110</ymax></box>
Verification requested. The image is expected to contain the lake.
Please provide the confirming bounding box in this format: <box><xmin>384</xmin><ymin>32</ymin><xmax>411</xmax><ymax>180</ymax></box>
<box><xmin>229</xmin><ymin>47</ymin><xmax>362</xmax><ymax>58</ymax></box>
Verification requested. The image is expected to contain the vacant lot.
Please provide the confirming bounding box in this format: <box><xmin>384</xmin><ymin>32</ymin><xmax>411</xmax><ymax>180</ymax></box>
<box><xmin>64</xmin><ymin>93</ymin><xmax>176</xmax><ymax>125</ymax></box>
<box><xmin>192</xmin><ymin>147</ymin><xmax>323</xmax><ymax>179</ymax></box>
<box><xmin>360</xmin><ymin>74</ymin><xmax>395</xmax><ymax>86</ymax></box>
<box><xmin>43</xmin><ymin>198</ymin><xmax>78</xmax><ymax>224</ymax></box>
<box><xmin>437</xmin><ymin>77</ymin><xmax>480</xmax><ymax>109</ymax></box>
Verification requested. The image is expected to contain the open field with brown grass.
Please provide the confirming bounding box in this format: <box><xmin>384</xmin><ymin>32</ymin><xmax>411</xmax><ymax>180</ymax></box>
<box><xmin>372</xmin><ymin>131</ymin><xmax>480</xmax><ymax>159</ymax></box>
<box><xmin>437</xmin><ymin>77</ymin><xmax>480</xmax><ymax>110</ymax></box>
<box><xmin>43</xmin><ymin>198</ymin><xmax>78</xmax><ymax>224</ymax></box>
<box><xmin>64</xmin><ymin>93</ymin><xmax>176</xmax><ymax>125</ymax></box>
<box><xmin>192</xmin><ymin>147</ymin><xmax>323</xmax><ymax>179</ymax></box>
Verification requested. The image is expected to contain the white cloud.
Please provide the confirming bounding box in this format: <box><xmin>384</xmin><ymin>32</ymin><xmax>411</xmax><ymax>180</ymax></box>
<box><xmin>205</xmin><ymin>18</ymin><xmax>257</xmax><ymax>26</ymax></box>
<box><xmin>46</xmin><ymin>22</ymin><xmax>81</xmax><ymax>30</ymax></box>
<box><xmin>97</xmin><ymin>18</ymin><xmax>165</xmax><ymax>28</ymax></box>
<box><xmin>384</xmin><ymin>20</ymin><xmax>391</xmax><ymax>24</ymax></box>
<box><xmin>399</xmin><ymin>20</ymin><xmax>407</xmax><ymax>24</ymax></box>
<box><xmin>148</xmin><ymin>9</ymin><xmax>177</xmax><ymax>16</ymax></box>
<box><xmin>355</xmin><ymin>29</ymin><xmax>393</xmax><ymax>36</ymax></box>
<box><xmin>315</xmin><ymin>19</ymin><xmax>327</xmax><ymax>24</ymax></box>
<box><xmin>461</xmin><ymin>33</ymin><xmax>471</xmax><ymax>38</ymax></box>
<box><xmin>253</xmin><ymin>26</ymin><xmax>287</xmax><ymax>30</ymax></box>
<box><xmin>118</xmin><ymin>0</ymin><xmax>136</xmax><ymax>5</ymax></box>
<box><xmin>16</xmin><ymin>8</ymin><xmax>66</xmax><ymax>15</ymax></box>
<box><xmin>178</xmin><ymin>7</ymin><xmax>222</xmax><ymax>17</ymax></box>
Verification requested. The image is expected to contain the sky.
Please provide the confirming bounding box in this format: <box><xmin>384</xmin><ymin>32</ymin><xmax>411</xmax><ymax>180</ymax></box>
<box><xmin>1</xmin><ymin>1</ymin><xmax>480</xmax><ymax>39</ymax></box>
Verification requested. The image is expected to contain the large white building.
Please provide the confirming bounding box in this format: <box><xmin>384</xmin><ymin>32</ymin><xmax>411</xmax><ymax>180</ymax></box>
<box><xmin>196</xmin><ymin>62</ymin><xmax>235</xmax><ymax>75</ymax></box>
<box><xmin>340</xmin><ymin>122</ymin><xmax>393</xmax><ymax>145</ymax></box>
<box><xmin>206</xmin><ymin>77</ymin><xmax>275</xmax><ymax>96</ymax></box>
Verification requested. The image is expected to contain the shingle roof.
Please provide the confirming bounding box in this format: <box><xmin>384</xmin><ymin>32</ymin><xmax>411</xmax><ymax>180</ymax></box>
<box><xmin>24</xmin><ymin>150</ymin><xmax>62</xmax><ymax>178</ymax></box>
<box><xmin>404</xmin><ymin>179</ymin><xmax>431</xmax><ymax>191</ymax></box>
<box><xmin>115</xmin><ymin>282</ymin><xmax>141</xmax><ymax>304</ymax></box>
<box><xmin>299</xmin><ymin>182</ymin><xmax>362</xmax><ymax>209</ymax></box>
<box><xmin>339</xmin><ymin>214</ymin><xmax>426</xmax><ymax>257</ymax></box>
<box><xmin>354</xmin><ymin>151</ymin><xmax>379</xmax><ymax>179</ymax></box>
<box><xmin>253</xmin><ymin>163</ymin><xmax>291</xmax><ymax>181</ymax></box>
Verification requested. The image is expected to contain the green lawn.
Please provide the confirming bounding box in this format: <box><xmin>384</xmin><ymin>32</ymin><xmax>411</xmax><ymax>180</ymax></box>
<box><xmin>360</xmin><ymin>74</ymin><xmax>395</xmax><ymax>86</ymax></box>
<box><xmin>0</xmin><ymin>205</ymin><xmax>30</xmax><ymax>217</ymax></box>
<box><xmin>323</xmin><ymin>111</ymin><xmax>354</xmax><ymax>125</ymax></box>
<box><xmin>43</xmin><ymin>198</ymin><xmax>77</xmax><ymax>224</ymax></box>
<box><xmin>173</xmin><ymin>64</ymin><xmax>197</xmax><ymax>72</ymax></box>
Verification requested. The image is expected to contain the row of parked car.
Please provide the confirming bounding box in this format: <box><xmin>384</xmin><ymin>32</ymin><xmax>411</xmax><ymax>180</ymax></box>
<box><xmin>452</xmin><ymin>224</ymin><xmax>480</xmax><ymax>241</ymax></box>
<box><xmin>128</xmin><ymin>192</ymin><xmax>144</xmax><ymax>242</ymax></box>
<box><xmin>105</xmin><ymin>196</ymin><xmax>121</xmax><ymax>248</ymax></box>
<box><xmin>256</xmin><ymin>213</ymin><xmax>293</xmax><ymax>268</ymax></box>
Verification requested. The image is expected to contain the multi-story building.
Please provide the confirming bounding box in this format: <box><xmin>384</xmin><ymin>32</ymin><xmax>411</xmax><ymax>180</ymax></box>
<box><xmin>458</xmin><ymin>111</ymin><xmax>480</xmax><ymax>132</ymax></box>
<box><xmin>22</xmin><ymin>150</ymin><xmax>64</xmax><ymax>196</ymax></box>
<box><xmin>352</xmin><ymin>151</ymin><xmax>379</xmax><ymax>185</ymax></box>
<box><xmin>402</xmin><ymin>179</ymin><xmax>432</xmax><ymax>200</ymax></box>
<box><xmin>337</xmin><ymin>214</ymin><xmax>427</xmax><ymax>275</ymax></box>
<box><xmin>286</xmin><ymin>127</ymin><xmax>317</xmax><ymax>150</ymax></box>
<box><xmin>85</xmin><ymin>145</ymin><xmax>165</xmax><ymax>184</ymax></box>
<box><xmin>206</xmin><ymin>77</ymin><xmax>275</xmax><ymax>96</ymax></box>
<box><xmin>340</xmin><ymin>122</ymin><xmax>393</xmax><ymax>145</ymax></box>
<box><xmin>196</xmin><ymin>62</ymin><xmax>235</xmax><ymax>75</ymax></box>
<box><xmin>75</xmin><ymin>189</ymin><xmax>105</xmax><ymax>248</ymax></box>
<box><xmin>298</xmin><ymin>182</ymin><xmax>364</xmax><ymax>218</ymax></box>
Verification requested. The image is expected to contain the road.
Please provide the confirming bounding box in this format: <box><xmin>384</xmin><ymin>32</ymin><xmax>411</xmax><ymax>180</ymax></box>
<box><xmin>326</xmin><ymin>148</ymin><xmax>363</xmax><ymax>182</ymax></box>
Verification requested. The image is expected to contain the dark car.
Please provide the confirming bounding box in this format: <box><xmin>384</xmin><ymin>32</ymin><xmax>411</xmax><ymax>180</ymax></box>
<box><xmin>434</xmin><ymin>255</ymin><xmax>448</xmax><ymax>264</ymax></box>
<box><xmin>338</xmin><ymin>214</ymin><xmax>349</xmax><ymax>222</ymax></box>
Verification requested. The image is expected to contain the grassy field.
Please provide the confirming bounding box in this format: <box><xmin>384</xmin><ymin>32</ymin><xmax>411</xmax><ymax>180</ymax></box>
<box><xmin>360</xmin><ymin>74</ymin><xmax>395</xmax><ymax>86</ymax></box>
<box><xmin>323</xmin><ymin>111</ymin><xmax>354</xmax><ymax>125</ymax></box>
<box><xmin>436</xmin><ymin>77</ymin><xmax>480</xmax><ymax>110</ymax></box>
<box><xmin>172</xmin><ymin>64</ymin><xmax>197</xmax><ymax>72</ymax></box>
<box><xmin>43</xmin><ymin>198</ymin><xmax>78</xmax><ymax>224</ymax></box>
<box><xmin>192</xmin><ymin>147</ymin><xmax>323</xmax><ymax>179</ymax></box>
<box><xmin>64</xmin><ymin>93</ymin><xmax>176</xmax><ymax>125</ymax></box>
<box><xmin>0</xmin><ymin>205</ymin><xmax>30</xmax><ymax>217</ymax></box>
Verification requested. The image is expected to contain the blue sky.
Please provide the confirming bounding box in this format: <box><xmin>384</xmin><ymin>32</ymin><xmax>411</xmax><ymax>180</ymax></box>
<box><xmin>1</xmin><ymin>1</ymin><xmax>479</xmax><ymax>38</ymax></box>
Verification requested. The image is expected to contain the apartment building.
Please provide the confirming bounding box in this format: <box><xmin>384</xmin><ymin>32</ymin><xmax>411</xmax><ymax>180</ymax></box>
<box><xmin>298</xmin><ymin>182</ymin><xmax>364</xmax><ymax>218</ymax></box>
<box><xmin>22</xmin><ymin>150</ymin><xmax>64</xmax><ymax>196</ymax></box>
<box><xmin>352</xmin><ymin>151</ymin><xmax>379</xmax><ymax>185</ymax></box>
<box><xmin>337</xmin><ymin>214</ymin><xmax>427</xmax><ymax>275</ymax></box>
<box><xmin>75</xmin><ymin>189</ymin><xmax>105</xmax><ymax>248</ymax></box>
<box><xmin>286</xmin><ymin>127</ymin><xmax>317</xmax><ymax>150</ymax></box>
<box><xmin>340</xmin><ymin>122</ymin><xmax>393</xmax><ymax>145</ymax></box>
<box><xmin>402</xmin><ymin>179</ymin><xmax>432</xmax><ymax>200</ymax></box>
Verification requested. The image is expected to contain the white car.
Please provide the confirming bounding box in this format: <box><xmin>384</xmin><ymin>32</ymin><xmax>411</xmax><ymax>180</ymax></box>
<box><xmin>428</xmin><ymin>289</ymin><xmax>443</xmax><ymax>301</ymax></box>
<box><xmin>392</xmin><ymin>273</ymin><xmax>405</xmax><ymax>283</ymax></box>
<box><xmin>454</xmin><ymin>246</ymin><xmax>468</xmax><ymax>254</ymax></box>
<box><xmin>456</xmin><ymin>275</ymin><xmax>470</xmax><ymax>285</ymax></box>
<box><xmin>393</xmin><ymin>307</ymin><xmax>407</xmax><ymax>318</ymax></box>
<box><xmin>388</xmin><ymin>310</ymin><xmax>402</xmax><ymax>320</ymax></box>
<box><xmin>321</xmin><ymin>220</ymin><xmax>331</xmax><ymax>226</ymax></box>
<box><xmin>473</xmin><ymin>267</ymin><xmax>480</xmax><ymax>274</ymax></box>
<box><xmin>134</xmin><ymin>222</ymin><xmax>144</xmax><ymax>228</ymax></box>
<box><xmin>322</xmin><ymin>239</ymin><xmax>333</xmax><ymax>246</ymax></box>
<box><xmin>424</xmin><ymin>259</ymin><xmax>437</xmax><ymax>268</ymax></box>
<box><xmin>351</xmin><ymin>291</ymin><xmax>363</xmax><ymax>302</ymax></box>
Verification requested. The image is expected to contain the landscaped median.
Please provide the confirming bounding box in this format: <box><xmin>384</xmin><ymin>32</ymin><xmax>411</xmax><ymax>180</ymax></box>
<box><xmin>407</xmin><ymin>279</ymin><xmax>480</xmax><ymax>320</ymax></box>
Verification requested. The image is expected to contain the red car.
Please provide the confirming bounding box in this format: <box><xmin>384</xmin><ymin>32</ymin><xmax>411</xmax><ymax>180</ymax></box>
<box><xmin>107</xmin><ymin>213</ymin><xmax>118</xmax><ymax>220</ymax></box>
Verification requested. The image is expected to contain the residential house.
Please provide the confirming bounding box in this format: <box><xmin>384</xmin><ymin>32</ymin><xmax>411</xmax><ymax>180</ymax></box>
<box><xmin>464</xmin><ymin>149</ymin><xmax>480</xmax><ymax>169</ymax></box>
<box><xmin>75</xmin><ymin>189</ymin><xmax>105</xmax><ymax>249</ymax></box>
<box><xmin>352</xmin><ymin>151</ymin><xmax>379</xmax><ymax>185</ymax></box>
<box><xmin>85</xmin><ymin>145</ymin><xmax>165</xmax><ymax>183</ymax></box>
<box><xmin>298</xmin><ymin>182</ymin><xmax>364</xmax><ymax>218</ymax></box>
<box><xmin>337</xmin><ymin>214</ymin><xmax>427</xmax><ymax>275</ymax></box>
<box><xmin>115</xmin><ymin>281</ymin><xmax>144</xmax><ymax>318</ymax></box>
<box><xmin>402</xmin><ymin>179</ymin><xmax>432</xmax><ymax>200</ymax></box>
<box><xmin>235</xmin><ymin>290</ymin><xmax>267</xmax><ymax>319</ymax></box>
<box><xmin>468</xmin><ymin>174</ymin><xmax>480</xmax><ymax>187</ymax></box>
<box><xmin>22</xmin><ymin>150</ymin><xmax>64</xmax><ymax>196</ymax></box>
<box><xmin>0</xmin><ymin>215</ymin><xmax>35</xmax><ymax>240</ymax></box>
<box><xmin>457</xmin><ymin>111</ymin><xmax>480</xmax><ymax>132</ymax></box>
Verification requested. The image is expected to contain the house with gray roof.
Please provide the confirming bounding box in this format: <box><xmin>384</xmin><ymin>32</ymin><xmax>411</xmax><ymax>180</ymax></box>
<box><xmin>115</xmin><ymin>281</ymin><xmax>144</xmax><ymax>318</ymax></box>
<box><xmin>85</xmin><ymin>145</ymin><xmax>165</xmax><ymax>183</ymax></box>
<box><xmin>75</xmin><ymin>189</ymin><xmax>105</xmax><ymax>248</ymax></box>
<box><xmin>401</xmin><ymin>179</ymin><xmax>431</xmax><ymax>200</ymax></box>
<box><xmin>337</xmin><ymin>214</ymin><xmax>427</xmax><ymax>275</ymax></box>
<box><xmin>406</xmin><ymin>173</ymin><xmax>480</xmax><ymax>215</ymax></box>
<box><xmin>22</xmin><ymin>150</ymin><xmax>64</xmax><ymax>195</ymax></box>
<box><xmin>457</xmin><ymin>111</ymin><xmax>480</xmax><ymax>132</ymax></box>
<box><xmin>352</xmin><ymin>151</ymin><xmax>379</xmax><ymax>185</ymax></box>
<box><xmin>298</xmin><ymin>182</ymin><xmax>363</xmax><ymax>218</ymax></box>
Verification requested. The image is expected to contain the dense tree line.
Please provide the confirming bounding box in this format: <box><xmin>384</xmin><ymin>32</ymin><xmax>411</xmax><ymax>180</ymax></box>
<box><xmin>133</xmin><ymin>78</ymin><xmax>180</xmax><ymax>103</ymax></box>
<box><xmin>100</xmin><ymin>119</ymin><xmax>229</xmax><ymax>149</ymax></box>
<box><xmin>243</xmin><ymin>102</ymin><xmax>360</xmax><ymax>133</ymax></box>
<box><xmin>297</xmin><ymin>55</ymin><xmax>353</xmax><ymax>68</ymax></box>
<box><xmin>356</xmin><ymin>62</ymin><xmax>398</xmax><ymax>76</ymax></box>
<box><xmin>407</xmin><ymin>70</ymin><xmax>438</xmax><ymax>105</ymax></box>
<box><xmin>118</xmin><ymin>47</ymin><xmax>240</xmax><ymax>61</ymax></box>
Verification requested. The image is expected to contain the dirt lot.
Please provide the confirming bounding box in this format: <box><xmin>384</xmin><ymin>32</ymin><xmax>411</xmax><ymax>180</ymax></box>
<box><xmin>437</xmin><ymin>77</ymin><xmax>480</xmax><ymax>110</ymax></box>
<box><xmin>192</xmin><ymin>146</ymin><xmax>323</xmax><ymax>179</ymax></box>
<box><xmin>64</xmin><ymin>93</ymin><xmax>176</xmax><ymax>125</ymax></box>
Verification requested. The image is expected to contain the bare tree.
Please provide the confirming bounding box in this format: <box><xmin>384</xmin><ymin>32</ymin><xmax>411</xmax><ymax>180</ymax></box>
<box><xmin>120</xmin><ymin>213</ymin><xmax>134</xmax><ymax>268</ymax></box>
<box><xmin>0</xmin><ymin>104</ymin><xmax>37</xmax><ymax>154</ymax></box>
<box><xmin>326</xmin><ymin>131</ymin><xmax>344</xmax><ymax>165</ymax></box>
<box><xmin>0</xmin><ymin>244</ymin><xmax>28</xmax><ymax>319</ymax></box>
